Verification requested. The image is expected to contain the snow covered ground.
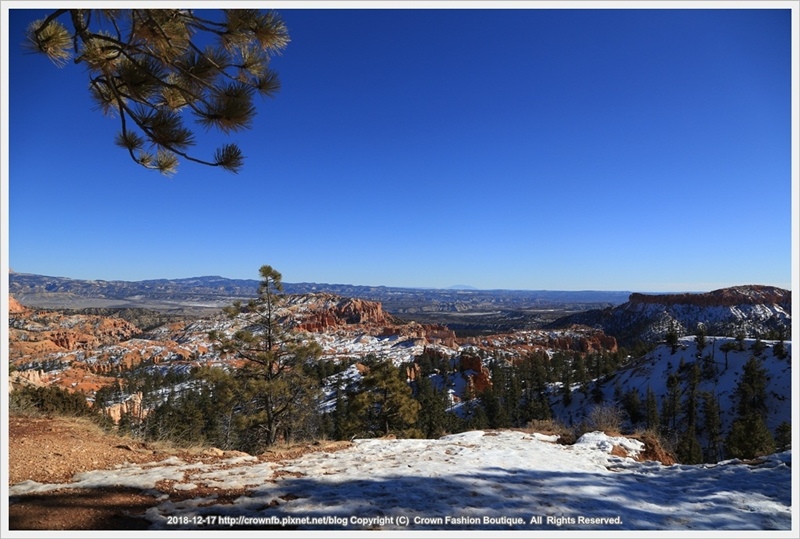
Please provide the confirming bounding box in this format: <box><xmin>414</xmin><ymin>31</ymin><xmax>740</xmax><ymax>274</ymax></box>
<box><xmin>9</xmin><ymin>430</ymin><xmax>793</xmax><ymax>534</ymax></box>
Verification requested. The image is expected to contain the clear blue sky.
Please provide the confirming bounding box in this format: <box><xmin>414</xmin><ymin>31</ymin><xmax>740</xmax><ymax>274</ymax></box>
<box><xmin>3</xmin><ymin>5</ymin><xmax>796</xmax><ymax>292</ymax></box>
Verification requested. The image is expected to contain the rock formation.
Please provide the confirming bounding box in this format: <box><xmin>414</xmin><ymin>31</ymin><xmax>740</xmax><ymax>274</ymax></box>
<box><xmin>628</xmin><ymin>285</ymin><xmax>790</xmax><ymax>308</ymax></box>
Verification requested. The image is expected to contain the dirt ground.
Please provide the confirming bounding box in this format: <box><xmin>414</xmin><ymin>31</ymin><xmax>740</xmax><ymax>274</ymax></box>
<box><xmin>6</xmin><ymin>415</ymin><xmax>349</xmax><ymax>530</ymax></box>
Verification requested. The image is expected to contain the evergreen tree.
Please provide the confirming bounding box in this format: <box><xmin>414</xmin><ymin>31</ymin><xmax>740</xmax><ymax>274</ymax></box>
<box><xmin>25</xmin><ymin>9</ymin><xmax>288</xmax><ymax>175</ymax></box>
<box><xmin>352</xmin><ymin>360</ymin><xmax>420</xmax><ymax>437</ymax></box>
<box><xmin>590</xmin><ymin>380</ymin><xmax>605</xmax><ymax>404</ymax></box>
<box><xmin>734</xmin><ymin>332</ymin><xmax>746</xmax><ymax>351</ymax></box>
<box><xmin>673</xmin><ymin>364</ymin><xmax>704</xmax><ymax>463</ymax></box>
<box><xmin>645</xmin><ymin>386</ymin><xmax>660</xmax><ymax>432</ymax></box>
<box><xmin>572</xmin><ymin>355</ymin><xmax>589</xmax><ymax>397</ymax></box>
<box><xmin>774</xmin><ymin>422</ymin><xmax>791</xmax><ymax>452</ymax></box>
<box><xmin>661</xmin><ymin>371</ymin><xmax>681</xmax><ymax>436</ymax></box>
<box><xmin>621</xmin><ymin>388</ymin><xmax>643</xmax><ymax>426</ymax></box>
<box><xmin>504</xmin><ymin>366</ymin><xmax>524</xmax><ymax>426</ymax></box>
<box><xmin>725</xmin><ymin>356</ymin><xmax>775</xmax><ymax>459</ymax></box>
<box><xmin>772</xmin><ymin>340</ymin><xmax>788</xmax><ymax>360</ymax></box>
<box><xmin>694</xmin><ymin>325</ymin><xmax>707</xmax><ymax>356</ymax></box>
<box><xmin>414</xmin><ymin>375</ymin><xmax>449</xmax><ymax>439</ymax></box>
<box><xmin>682</xmin><ymin>363</ymin><xmax>701</xmax><ymax>433</ymax></box>
<box><xmin>700</xmin><ymin>391</ymin><xmax>723</xmax><ymax>463</ymax></box>
<box><xmin>479</xmin><ymin>386</ymin><xmax>505</xmax><ymax>429</ymax></box>
<box><xmin>725</xmin><ymin>413</ymin><xmax>775</xmax><ymax>460</ymax></box>
<box><xmin>209</xmin><ymin>265</ymin><xmax>322</xmax><ymax>448</ymax></box>
<box><xmin>560</xmin><ymin>363</ymin><xmax>573</xmax><ymax>408</ymax></box>
<box><xmin>665</xmin><ymin>323</ymin><xmax>680</xmax><ymax>354</ymax></box>
<box><xmin>734</xmin><ymin>356</ymin><xmax>769</xmax><ymax>419</ymax></box>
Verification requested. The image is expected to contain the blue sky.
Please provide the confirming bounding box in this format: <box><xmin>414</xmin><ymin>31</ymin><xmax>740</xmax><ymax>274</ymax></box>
<box><xmin>3</xmin><ymin>5</ymin><xmax>796</xmax><ymax>292</ymax></box>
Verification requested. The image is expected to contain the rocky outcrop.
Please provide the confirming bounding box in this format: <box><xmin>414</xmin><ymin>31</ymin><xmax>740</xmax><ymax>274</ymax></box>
<box><xmin>9</xmin><ymin>310</ymin><xmax>141</xmax><ymax>361</ymax></box>
<box><xmin>377</xmin><ymin>322</ymin><xmax>457</xmax><ymax>348</ymax></box>
<box><xmin>422</xmin><ymin>324</ymin><xmax>458</xmax><ymax>348</ymax></box>
<box><xmin>628</xmin><ymin>285</ymin><xmax>790</xmax><ymax>308</ymax></box>
<box><xmin>103</xmin><ymin>392</ymin><xmax>146</xmax><ymax>423</ymax></box>
<box><xmin>547</xmin><ymin>329</ymin><xmax>618</xmax><ymax>354</ymax></box>
<box><xmin>287</xmin><ymin>294</ymin><xmax>459</xmax><ymax>349</ymax></box>
<box><xmin>9</xmin><ymin>295</ymin><xmax>27</xmax><ymax>314</ymax></box>
<box><xmin>8</xmin><ymin>369</ymin><xmax>49</xmax><ymax>392</ymax></box>
<box><xmin>406</xmin><ymin>362</ymin><xmax>421</xmax><ymax>382</ymax></box>
<box><xmin>288</xmin><ymin>294</ymin><xmax>394</xmax><ymax>332</ymax></box>
<box><xmin>460</xmin><ymin>354</ymin><xmax>492</xmax><ymax>393</ymax></box>
<box><xmin>461</xmin><ymin>328</ymin><xmax>617</xmax><ymax>359</ymax></box>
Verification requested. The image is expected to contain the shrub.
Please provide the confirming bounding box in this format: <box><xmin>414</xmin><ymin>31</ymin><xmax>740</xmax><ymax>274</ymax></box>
<box><xmin>632</xmin><ymin>429</ymin><xmax>677</xmax><ymax>465</ymax></box>
<box><xmin>10</xmin><ymin>385</ymin><xmax>95</xmax><ymax>418</ymax></box>
<box><xmin>586</xmin><ymin>403</ymin><xmax>624</xmax><ymax>434</ymax></box>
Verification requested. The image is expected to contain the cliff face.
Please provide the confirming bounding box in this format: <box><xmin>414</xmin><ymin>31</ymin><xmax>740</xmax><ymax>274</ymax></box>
<box><xmin>628</xmin><ymin>285</ymin><xmax>790</xmax><ymax>309</ymax></box>
<box><xmin>551</xmin><ymin>285</ymin><xmax>791</xmax><ymax>345</ymax></box>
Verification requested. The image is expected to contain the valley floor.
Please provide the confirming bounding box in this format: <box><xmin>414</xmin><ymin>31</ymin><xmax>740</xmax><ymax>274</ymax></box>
<box><xmin>5</xmin><ymin>416</ymin><xmax>793</xmax><ymax>534</ymax></box>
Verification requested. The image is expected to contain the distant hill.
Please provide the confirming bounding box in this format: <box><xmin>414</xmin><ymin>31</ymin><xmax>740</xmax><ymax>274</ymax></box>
<box><xmin>548</xmin><ymin>285</ymin><xmax>791</xmax><ymax>344</ymax></box>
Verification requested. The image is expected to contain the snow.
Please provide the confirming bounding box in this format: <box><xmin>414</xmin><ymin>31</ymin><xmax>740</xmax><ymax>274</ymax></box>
<box><xmin>8</xmin><ymin>430</ymin><xmax>793</xmax><ymax>533</ymax></box>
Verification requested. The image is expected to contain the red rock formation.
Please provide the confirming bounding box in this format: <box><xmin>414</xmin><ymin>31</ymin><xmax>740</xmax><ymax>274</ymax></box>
<box><xmin>460</xmin><ymin>354</ymin><xmax>492</xmax><ymax>393</ymax></box>
<box><xmin>9</xmin><ymin>309</ymin><xmax>140</xmax><ymax>360</ymax></box>
<box><xmin>103</xmin><ymin>392</ymin><xmax>147</xmax><ymax>423</ymax></box>
<box><xmin>422</xmin><ymin>324</ymin><xmax>458</xmax><ymax>348</ymax></box>
<box><xmin>406</xmin><ymin>362</ymin><xmax>421</xmax><ymax>382</ymax></box>
<box><xmin>291</xmin><ymin>295</ymin><xmax>395</xmax><ymax>332</ymax></box>
<box><xmin>8</xmin><ymin>369</ymin><xmax>49</xmax><ymax>391</ymax></box>
<box><xmin>9</xmin><ymin>295</ymin><xmax>26</xmax><ymax>314</ymax></box>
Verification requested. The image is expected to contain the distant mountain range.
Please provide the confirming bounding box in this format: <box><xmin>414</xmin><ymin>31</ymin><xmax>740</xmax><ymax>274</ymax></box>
<box><xmin>8</xmin><ymin>272</ymin><xmax>632</xmax><ymax>314</ymax></box>
<box><xmin>9</xmin><ymin>274</ymin><xmax>791</xmax><ymax>344</ymax></box>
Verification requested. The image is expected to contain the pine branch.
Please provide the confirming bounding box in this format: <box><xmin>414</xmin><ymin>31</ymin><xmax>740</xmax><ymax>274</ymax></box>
<box><xmin>25</xmin><ymin>8</ymin><xmax>288</xmax><ymax>175</ymax></box>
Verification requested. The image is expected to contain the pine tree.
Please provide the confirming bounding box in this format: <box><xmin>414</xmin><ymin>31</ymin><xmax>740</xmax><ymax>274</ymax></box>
<box><xmin>694</xmin><ymin>325</ymin><xmax>707</xmax><ymax>356</ymax></box>
<box><xmin>700</xmin><ymin>391</ymin><xmax>723</xmax><ymax>463</ymax></box>
<box><xmin>25</xmin><ymin>9</ymin><xmax>288</xmax><ymax>175</ymax></box>
<box><xmin>734</xmin><ymin>356</ymin><xmax>770</xmax><ymax>419</ymax></box>
<box><xmin>645</xmin><ymin>386</ymin><xmax>660</xmax><ymax>432</ymax></box>
<box><xmin>352</xmin><ymin>360</ymin><xmax>420</xmax><ymax>437</ymax></box>
<box><xmin>675</xmin><ymin>363</ymin><xmax>704</xmax><ymax>463</ymax></box>
<box><xmin>209</xmin><ymin>265</ymin><xmax>322</xmax><ymax>448</ymax></box>
<box><xmin>661</xmin><ymin>371</ymin><xmax>681</xmax><ymax>436</ymax></box>
<box><xmin>682</xmin><ymin>363</ymin><xmax>701</xmax><ymax>432</ymax></box>
<box><xmin>504</xmin><ymin>366</ymin><xmax>524</xmax><ymax>426</ymax></box>
<box><xmin>665</xmin><ymin>323</ymin><xmax>680</xmax><ymax>354</ymax></box>
<box><xmin>414</xmin><ymin>375</ymin><xmax>449</xmax><ymax>438</ymax></box>
<box><xmin>725</xmin><ymin>413</ymin><xmax>775</xmax><ymax>460</ymax></box>
<box><xmin>774</xmin><ymin>422</ymin><xmax>791</xmax><ymax>452</ymax></box>
<box><xmin>725</xmin><ymin>356</ymin><xmax>775</xmax><ymax>459</ymax></box>
<box><xmin>621</xmin><ymin>389</ymin><xmax>643</xmax><ymax>426</ymax></box>
<box><xmin>718</xmin><ymin>341</ymin><xmax>736</xmax><ymax>371</ymax></box>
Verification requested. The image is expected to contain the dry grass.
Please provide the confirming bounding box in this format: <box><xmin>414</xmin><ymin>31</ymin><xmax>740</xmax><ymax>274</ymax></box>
<box><xmin>628</xmin><ymin>429</ymin><xmax>677</xmax><ymax>465</ymax></box>
<box><xmin>259</xmin><ymin>439</ymin><xmax>353</xmax><ymax>462</ymax></box>
<box><xmin>523</xmin><ymin>419</ymin><xmax>576</xmax><ymax>444</ymax></box>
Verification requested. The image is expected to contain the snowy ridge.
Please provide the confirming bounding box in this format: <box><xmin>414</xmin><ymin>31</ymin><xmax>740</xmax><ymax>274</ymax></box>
<box><xmin>553</xmin><ymin>285</ymin><xmax>791</xmax><ymax>345</ymax></box>
<box><xmin>8</xmin><ymin>430</ymin><xmax>791</xmax><ymax>531</ymax></box>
